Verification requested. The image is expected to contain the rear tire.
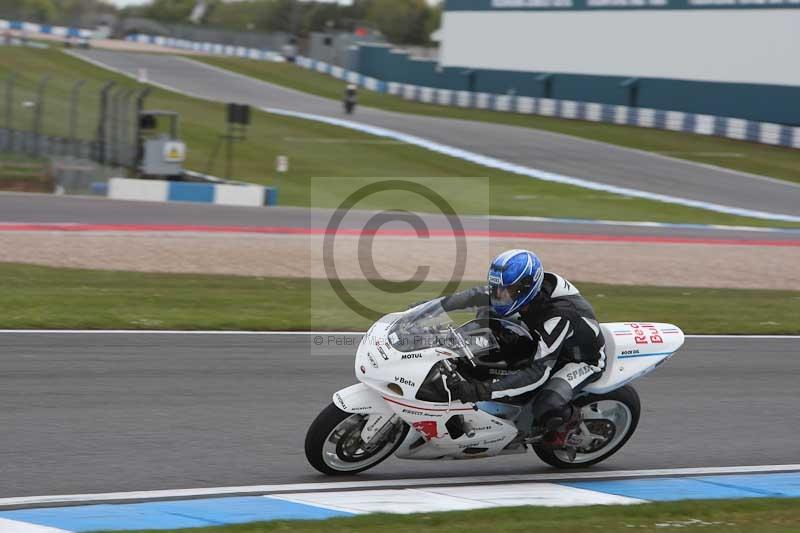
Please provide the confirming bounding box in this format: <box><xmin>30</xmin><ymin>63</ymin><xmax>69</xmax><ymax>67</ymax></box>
<box><xmin>305</xmin><ymin>402</ymin><xmax>408</xmax><ymax>475</ymax></box>
<box><xmin>533</xmin><ymin>385</ymin><xmax>641</xmax><ymax>469</ymax></box>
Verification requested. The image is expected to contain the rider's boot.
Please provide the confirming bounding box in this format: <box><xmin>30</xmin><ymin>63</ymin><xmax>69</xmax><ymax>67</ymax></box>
<box><xmin>541</xmin><ymin>404</ymin><xmax>581</xmax><ymax>448</ymax></box>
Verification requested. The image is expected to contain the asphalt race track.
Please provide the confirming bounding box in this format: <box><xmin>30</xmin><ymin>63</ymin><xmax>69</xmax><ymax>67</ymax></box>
<box><xmin>1</xmin><ymin>332</ymin><xmax>797</xmax><ymax>498</ymax></box>
<box><xmin>70</xmin><ymin>50</ymin><xmax>800</xmax><ymax>219</ymax></box>
<box><xmin>2</xmin><ymin>193</ymin><xmax>799</xmax><ymax>244</ymax></box>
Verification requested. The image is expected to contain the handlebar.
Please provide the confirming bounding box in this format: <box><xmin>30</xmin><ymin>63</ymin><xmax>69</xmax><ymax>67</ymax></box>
<box><xmin>448</xmin><ymin>326</ymin><xmax>477</xmax><ymax>367</ymax></box>
<box><xmin>440</xmin><ymin>358</ymin><xmax>459</xmax><ymax>377</ymax></box>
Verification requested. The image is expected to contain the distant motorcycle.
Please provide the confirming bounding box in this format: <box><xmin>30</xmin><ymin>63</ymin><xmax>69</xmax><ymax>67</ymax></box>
<box><xmin>305</xmin><ymin>301</ymin><xmax>685</xmax><ymax>474</ymax></box>
<box><xmin>343</xmin><ymin>84</ymin><xmax>357</xmax><ymax>114</ymax></box>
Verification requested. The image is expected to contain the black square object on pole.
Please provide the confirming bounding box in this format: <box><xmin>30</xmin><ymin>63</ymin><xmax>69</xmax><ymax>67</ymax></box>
<box><xmin>227</xmin><ymin>103</ymin><xmax>251</xmax><ymax>125</ymax></box>
<box><xmin>139</xmin><ymin>113</ymin><xmax>157</xmax><ymax>130</ymax></box>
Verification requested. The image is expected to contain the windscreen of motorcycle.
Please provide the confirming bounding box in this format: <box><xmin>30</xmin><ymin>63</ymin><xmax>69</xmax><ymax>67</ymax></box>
<box><xmin>387</xmin><ymin>299</ymin><xmax>456</xmax><ymax>353</ymax></box>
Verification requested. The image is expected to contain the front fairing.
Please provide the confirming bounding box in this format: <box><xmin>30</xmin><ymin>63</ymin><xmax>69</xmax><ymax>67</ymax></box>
<box><xmin>356</xmin><ymin>305</ymin><xmax>533</xmax><ymax>404</ymax></box>
<box><xmin>355</xmin><ymin>309</ymin><xmax>525</xmax><ymax>459</ymax></box>
<box><xmin>356</xmin><ymin>311</ymin><xmax>455</xmax><ymax>403</ymax></box>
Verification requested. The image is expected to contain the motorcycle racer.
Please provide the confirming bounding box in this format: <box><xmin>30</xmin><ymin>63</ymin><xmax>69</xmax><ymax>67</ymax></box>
<box><xmin>439</xmin><ymin>249</ymin><xmax>606</xmax><ymax>446</ymax></box>
<box><xmin>343</xmin><ymin>84</ymin><xmax>358</xmax><ymax>114</ymax></box>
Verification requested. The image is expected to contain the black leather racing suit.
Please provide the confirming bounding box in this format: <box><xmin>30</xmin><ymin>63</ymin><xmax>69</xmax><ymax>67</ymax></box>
<box><xmin>441</xmin><ymin>272</ymin><xmax>606</xmax><ymax>426</ymax></box>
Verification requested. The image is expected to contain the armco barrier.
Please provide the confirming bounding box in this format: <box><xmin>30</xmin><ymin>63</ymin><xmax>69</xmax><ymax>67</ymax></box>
<box><xmin>126</xmin><ymin>33</ymin><xmax>800</xmax><ymax>150</ymax></box>
<box><xmin>0</xmin><ymin>19</ymin><xmax>93</xmax><ymax>39</ymax></box>
<box><xmin>127</xmin><ymin>33</ymin><xmax>283</xmax><ymax>61</ymax></box>
<box><xmin>299</xmin><ymin>57</ymin><xmax>800</xmax><ymax>150</ymax></box>
<box><xmin>108</xmin><ymin>177</ymin><xmax>277</xmax><ymax>207</ymax></box>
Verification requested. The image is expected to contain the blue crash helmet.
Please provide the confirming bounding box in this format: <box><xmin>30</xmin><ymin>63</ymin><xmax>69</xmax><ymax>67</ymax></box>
<box><xmin>487</xmin><ymin>249</ymin><xmax>544</xmax><ymax>316</ymax></box>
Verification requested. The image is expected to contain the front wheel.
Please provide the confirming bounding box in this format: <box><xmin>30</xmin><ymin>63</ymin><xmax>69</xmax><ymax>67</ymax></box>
<box><xmin>305</xmin><ymin>403</ymin><xmax>408</xmax><ymax>475</ymax></box>
<box><xmin>533</xmin><ymin>385</ymin><xmax>641</xmax><ymax>468</ymax></box>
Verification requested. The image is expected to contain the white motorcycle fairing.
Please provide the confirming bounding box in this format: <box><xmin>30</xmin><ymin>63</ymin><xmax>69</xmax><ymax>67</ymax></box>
<box><xmin>583</xmin><ymin>322</ymin><xmax>685</xmax><ymax>395</ymax></box>
<box><xmin>332</xmin><ymin>316</ymin><xmax>684</xmax><ymax>461</ymax></box>
<box><xmin>333</xmin><ymin>383</ymin><xmax>392</xmax><ymax>416</ymax></box>
<box><xmin>333</xmin><ymin>383</ymin><xmax>399</xmax><ymax>445</ymax></box>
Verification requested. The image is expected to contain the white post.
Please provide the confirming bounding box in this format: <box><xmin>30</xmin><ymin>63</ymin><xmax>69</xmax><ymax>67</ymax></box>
<box><xmin>276</xmin><ymin>155</ymin><xmax>289</xmax><ymax>173</ymax></box>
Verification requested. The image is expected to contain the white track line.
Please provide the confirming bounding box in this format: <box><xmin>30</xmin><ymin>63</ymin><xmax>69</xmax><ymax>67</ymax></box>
<box><xmin>265</xmin><ymin>107</ymin><xmax>800</xmax><ymax>224</ymax></box>
<box><xmin>0</xmin><ymin>330</ymin><xmax>359</xmax><ymax>335</ymax></box>
<box><xmin>482</xmin><ymin>215</ymin><xmax>800</xmax><ymax>234</ymax></box>
<box><xmin>181</xmin><ymin>56</ymin><xmax>800</xmax><ymax>193</ymax></box>
<box><xmin>0</xmin><ymin>519</ymin><xmax>69</xmax><ymax>533</ymax></box>
<box><xmin>0</xmin><ymin>330</ymin><xmax>797</xmax><ymax>339</ymax></box>
<box><xmin>2</xmin><ymin>464</ymin><xmax>799</xmax><ymax>508</ymax></box>
<box><xmin>686</xmin><ymin>335</ymin><xmax>800</xmax><ymax>339</ymax></box>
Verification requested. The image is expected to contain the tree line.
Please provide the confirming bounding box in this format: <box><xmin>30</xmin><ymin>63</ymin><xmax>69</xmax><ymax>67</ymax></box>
<box><xmin>134</xmin><ymin>0</ymin><xmax>441</xmax><ymax>46</ymax></box>
<box><xmin>0</xmin><ymin>0</ymin><xmax>441</xmax><ymax>46</ymax></box>
<box><xmin>0</xmin><ymin>0</ymin><xmax>115</xmax><ymax>26</ymax></box>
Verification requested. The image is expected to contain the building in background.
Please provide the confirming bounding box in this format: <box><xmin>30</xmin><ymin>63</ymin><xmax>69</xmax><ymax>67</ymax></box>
<box><xmin>352</xmin><ymin>0</ymin><xmax>799</xmax><ymax>125</ymax></box>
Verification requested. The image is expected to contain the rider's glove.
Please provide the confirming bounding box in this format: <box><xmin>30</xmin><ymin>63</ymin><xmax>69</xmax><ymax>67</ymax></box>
<box><xmin>447</xmin><ymin>376</ymin><xmax>491</xmax><ymax>403</ymax></box>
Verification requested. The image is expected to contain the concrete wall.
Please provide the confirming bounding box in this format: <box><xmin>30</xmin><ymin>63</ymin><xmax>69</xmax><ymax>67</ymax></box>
<box><xmin>120</xmin><ymin>18</ymin><xmax>292</xmax><ymax>51</ymax></box>
<box><xmin>108</xmin><ymin>177</ymin><xmax>277</xmax><ymax>207</ymax></box>
<box><xmin>308</xmin><ymin>32</ymin><xmax>385</xmax><ymax>67</ymax></box>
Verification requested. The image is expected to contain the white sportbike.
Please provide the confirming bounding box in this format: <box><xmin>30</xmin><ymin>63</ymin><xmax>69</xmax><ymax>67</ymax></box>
<box><xmin>305</xmin><ymin>301</ymin><xmax>684</xmax><ymax>474</ymax></box>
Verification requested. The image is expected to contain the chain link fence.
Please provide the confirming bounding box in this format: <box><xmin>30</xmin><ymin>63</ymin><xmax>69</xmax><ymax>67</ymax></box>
<box><xmin>0</xmin><ymin>70</ymin><xmax>151</xmax><ymax>192</ymax></box>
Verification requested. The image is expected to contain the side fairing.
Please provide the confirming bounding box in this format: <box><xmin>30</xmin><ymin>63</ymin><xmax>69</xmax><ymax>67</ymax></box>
<box><xmin>333</xmin><ymin>383</ymin><xmax>394</xmax><ymax>415</ymax></box>
<box><xmin>584</xmin><ymin>322</ymin><xmax>685</xmax><ymax>394</ymax></box>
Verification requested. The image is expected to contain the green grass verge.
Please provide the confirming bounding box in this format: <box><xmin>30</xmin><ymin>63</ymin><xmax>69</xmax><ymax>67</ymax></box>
<box><xmin>198</xmin><ymin>56</ymin><xmax>800</xmax><ymax>186</ymax></box>
<box><xmin>2</xmin><ymin>263</ymin><xmax>798</xmax><ymax>334</ymax></box>
<box><xmin>0</xmin><ymin>47</ymin><xmax>797</xmax><ymax>228</ymax></box>
<box><xmin>99</xmin><ymin>498</ymin><xmax>800</xmax><ymax>533</ymax></box>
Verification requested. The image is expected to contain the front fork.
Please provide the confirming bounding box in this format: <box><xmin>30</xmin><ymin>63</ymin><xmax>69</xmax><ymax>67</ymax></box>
<box><xmin>359</xmin><ymin>413</ymin><xmax>401</xmax><ymax>448</ymax></box>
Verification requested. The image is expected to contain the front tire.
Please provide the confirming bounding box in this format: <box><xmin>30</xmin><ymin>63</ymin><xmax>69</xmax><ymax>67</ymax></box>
<box><xmin>533</xmin><ymin>385</ymin><xmax>641</xmax><ymax>469</ymax></box>
<box><xmin>305</xmin><ymin>402</ymin><xmax>408</xmax><ymax>475</ymax></box>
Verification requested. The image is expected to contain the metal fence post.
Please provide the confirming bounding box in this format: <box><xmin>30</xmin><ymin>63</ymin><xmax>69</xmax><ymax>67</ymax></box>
<box><xmin>110</xmin><ymin>88</ymin><xmax>123</xmax><ymax>166</ymax></box>
<box><xmin>95</xmin><ymin>81</ymin><xmax>116</xmax><ymax>164</ymax></box>
<box><xmin>3</xmin><ymin>73</ymin><xmax>14</xmax><ymax>152</ymax></box>
<box><xmin>69</xmin><ymin>79</ymin><xmax>86</xmax><ymax>157</ymax></box>
<box><xmin>133</xmin><ymin>87</ymin><xmax>152</xmax><ymax>171</ymax></box>
<box><xmin>32</xmin><ymin>74</ymin><xmax>51</xmax><ymax>156</ymax></box>
<box><xmin>119</xmin><ymin>88</ymin><xmax>136</xmax><ymax>168</ymax></box>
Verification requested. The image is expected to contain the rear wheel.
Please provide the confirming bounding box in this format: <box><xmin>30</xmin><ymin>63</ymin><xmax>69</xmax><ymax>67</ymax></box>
<box><xmin>533</xmin><ymin>385</ymin><xmax>641</xmax><ymax>468</ymax></box>
<box><xmin>305</xmin><ymin>402</ymin><xmax>408</xmax><ymax>475</ymax></box>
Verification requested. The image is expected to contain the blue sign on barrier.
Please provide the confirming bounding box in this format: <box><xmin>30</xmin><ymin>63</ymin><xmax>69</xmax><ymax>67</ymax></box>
<box><xmin>168</xmin><ymin>182</ymin><xmax>215</xmax><ymax>203</ymax></box>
